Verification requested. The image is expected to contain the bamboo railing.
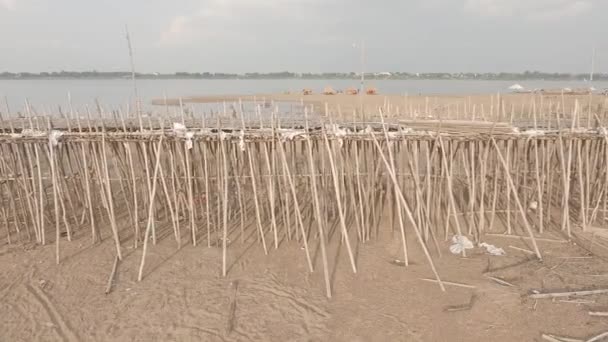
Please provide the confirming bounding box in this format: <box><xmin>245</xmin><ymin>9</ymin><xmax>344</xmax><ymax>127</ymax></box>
<box><xmin>1</xmin><ymin>95</ymin><xmax>607</xmax><ymax>297</ymax></box>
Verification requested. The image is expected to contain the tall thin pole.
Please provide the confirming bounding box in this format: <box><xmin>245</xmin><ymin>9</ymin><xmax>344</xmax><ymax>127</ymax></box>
<box><xmin>590</xmin><ymin>46</ymin><xmax>596</xmax><ymax>82</ymax></box>
<box><xmin>125</xmin><ymin>25</ymin><xmax>142</xmax><ymax>129</ymax></box>
<box><xmin>360</xmin><ymin>39</ymin><xmax>365</xmax><ymax>94</ymax></box>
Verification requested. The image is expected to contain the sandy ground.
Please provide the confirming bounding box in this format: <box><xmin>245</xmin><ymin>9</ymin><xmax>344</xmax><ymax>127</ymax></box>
<box><xmin>2</xmin><ymin>223</ymin><xmax>608</xmax><ymax>342</ymax></box>
<box><xmin>2</xmin><ymin>91</ymin><xmax>608</xmax><ymax>341</ymax></box>
<box><xmin>153</xmin><ymin>92</ymin><xmax>608</xmax><ymax>120</ymax></box>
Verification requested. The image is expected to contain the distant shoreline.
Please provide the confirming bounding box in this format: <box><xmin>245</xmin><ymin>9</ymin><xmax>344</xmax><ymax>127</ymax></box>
<box><xmin>0</xmin><ymin>71</ymin><xmax>606</xmax><ymax>82</ymax></box>
<box><xmin>1</xmin><ymin>77</ymin><xmax>606</xmax><ymax>81</ymax></box>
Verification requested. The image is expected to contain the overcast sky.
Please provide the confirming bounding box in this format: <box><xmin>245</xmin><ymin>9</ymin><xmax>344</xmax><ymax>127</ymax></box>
<box><xmin>0</xmin><ymin>0</ymin><xmax>606</xmax><ymax>73</ymax></box>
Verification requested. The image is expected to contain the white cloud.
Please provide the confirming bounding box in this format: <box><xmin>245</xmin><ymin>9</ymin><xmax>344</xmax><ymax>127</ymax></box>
<box><xmin>464</xmin><ymin>0</ymin><xmax>593</xmax><ymax>20</ymax></box>
<box><xmin>1</xmin><ymin>0</ymin><xmax>16</xmax><ymax>10</ymax></box>
<box><xmin>158</xmin><ymin>0</ymin><xmax>321</xmax><ymax>46</ymax></box>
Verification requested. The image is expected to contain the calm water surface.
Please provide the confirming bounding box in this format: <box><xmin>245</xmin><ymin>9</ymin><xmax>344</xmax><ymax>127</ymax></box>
<box><xmin>1</xmin><ymin>79</ymin><xmax>606</xmax><ymax>113</ymax></box>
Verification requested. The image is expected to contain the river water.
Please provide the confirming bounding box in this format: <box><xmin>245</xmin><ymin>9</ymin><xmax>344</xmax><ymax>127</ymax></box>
<box><xmin>1</xmin><ymin>79</ymin><xmax>606</xmax><ymax>113</ymax></box>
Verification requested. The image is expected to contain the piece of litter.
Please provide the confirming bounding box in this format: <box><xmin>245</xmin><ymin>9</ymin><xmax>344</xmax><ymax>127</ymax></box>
<box><xmin>449</xmin><ymin>235</ymin><xmax>474</xmax><ymax>254</ymax></box>
<box><xmin>529</xmin><ymin>201</ymin><xmax>538</xmax><ymax>210</ymax></box>
<box><xmin>390</xmin><ymin>259</ymin><xmax>406</xmax><ymax>267</ymax></box>
<box><xmin>22</xmin><ymin>129</ymin><xmax>46</xmax><ymax>137</ymax></box>
<box><xmin>325</xmin><ymin>124</ymin><xmax>349</xmax><ymax>147</ymax></box>
<box><xmin>49</xmin><ymin>130</ymin><xmax>64</xmax><ymax>146</ymax></box>
<box><xmin>172</xmin><ymin>123</ymin><xmax>194</xmax><ymax>149</ymax></box>
<box><xmin>480</xmin><ymin>242</ymin><xmax>506</xmax><ymax>256</ymax></box>
<box><xmin>172</xmin><ymin>122</ymin><xmax>186</xmax><ymax>134</ymax></box>
<box><xmin>184</xmin><ymin>132</ymin><xmax>194</xmax><ymax>150</ymax></box>
<box><xmin>520</xmin><ymin>129</ymin><xmax>545</xmax><ymax>136</ymax></box>
<box><xmin>279</xmin><ymin>129</ymin><xmax>305</xmax><ymax>141</ymax></box>
<box><xmin>238</xmin><ymin>130</ymin><xmax>246</xmax><ymax>151</ymax></box>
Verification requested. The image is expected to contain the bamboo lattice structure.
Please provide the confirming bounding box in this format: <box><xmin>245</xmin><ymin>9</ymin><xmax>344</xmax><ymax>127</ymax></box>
<box><xmin>1</xmin><ymin>94</ymin><xmax>608</xmax><ymax>297</ymax></box>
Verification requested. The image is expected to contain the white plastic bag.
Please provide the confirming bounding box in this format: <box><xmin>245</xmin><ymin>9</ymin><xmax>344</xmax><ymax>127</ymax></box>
<box><xmin>449</xmin><ymin>235</ymin><xmax>474</xmax><ymax>254</ymax></box>
<box><xmin>479</xmin><ymin>242</ymin><xmax>506</xmax><ymax>256</ymax></box>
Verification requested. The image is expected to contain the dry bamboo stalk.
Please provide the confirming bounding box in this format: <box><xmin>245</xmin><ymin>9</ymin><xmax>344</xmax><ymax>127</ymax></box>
<box><xmin>532</xmin><ymin>138</ymin><xmax>544</xmax><ymax>233</ymax></box>
<box><xmin>304</xmin><ymin>110</ymin><xmax>332</xmax><ymax>298</ymax></box>
<box><xmin>220</xmin><ymin>135</ymin><xmax>229</xmax><ymax>277</ymax></box>
<box><xmin>508</xmin><ymin>245</ymin><xmax>536</xmax><ymax>255</ymax></box>
<box><xmin>139</xmin><ymin>140</ymin><xmax>156</xmax><ymax>244</ymax></box>
<box><xmin>506</xmin><ymin>139</ymin><xmax>512</xmax><ymax>235</ymax></box>
<box><xmin>105</xmin><ymin>256</ymin><xmax>119</xmax><ymax>295</ymax></box>
<box><xmin>261</xmin><ymin>129</ymin><xmax>279</xmax><ymax>249</ymax></box>
<box><xmin>154</xmin><ymin>136</ymin><xmax>180</xmax><ymax>248</ymax></box>
<box><xmin>576</xmin><ymin>140</ymin><xmax>587</xmax><ymax>230</ymax></box>
<box><xmin>353</xmin><ymin>140</ymin><xmax>366</xmax><ymax>241</ymax></box>
<box><xmin>370</xmin><ymin>132</ymin><xmax>445</xmax><ymax>292</ymax></box>
<box><xmin>530</xmin><ymin>288</ymin><xmax>608</xmax><ymax>299</ymax></box>
<box><xmin>185</xmin><ymin>133</ymin><xmax>196</xmax><ymax>246</ymax></box>
<box><xmin>490</xmin><ymin>138</ymin><xmax>542</xmax><ymax>260</ymax></box>
<box><xmin>48</xmin><ymin>131</ymin><xmax>61</xmax><ymax>264</ymax></box>
<box><xmin>485</xmin><ymin>275</ymin><xmax>515</xmax><ymax>287</ymax></box>
<box><xmin>201</xmin><ymin>137</ymin><xmax>212</xmax><ymax>247</ymax></box>
<box><xmin>277</xmin><ymin>136</ymin><xmax>313</xmax><ymax>272</ymax></box>
<box><xmin>420</xmin><ymin>278</ymin><xmax>475</xmax><ymax>289</ymax></box>
<box><xmin>137</xmin><ymin>136</ymin><xmax>164</xmax><ymax>281</ymax></box>
<box><xmin>123</xmin><ymin>142</ymin><xmax>139</xmax><ymax>247</ymax></box>
<box><xmin>587</xmin><ymin>332</ymin><xmax>608</xmax><ymax>342</ymax></box>
<box><xmin>379</xmin><ymin>112</ymin><xmax>410</xmax><ymax>263</ymax></box>
<box><xmin>101</xmin><ymin>133</ymin><xmax>123</xmax><ymax>260</ymax></box>
<box><xmin>34</xmin><ymin>139</ymin><xmax>45</xmax><ymax>244</ymax></box>
<box><xmin>541</xmin><ymin>334</ymin><xmax>581</xmax><ymax>342</ymax></box>
<box><xmin>231</xmin><ymin>146</ymin><xmax>246</xmax><ymax>244</ymax></box>
<box><xmin>322</xmin><ymin>128</ymin><xmax>357</xmax><ymax>273</ymax></box>
<box><xmin>478</xmin><ymin>140</ymin><xmax>489</xmax><ymax>235</ymax></box>
<box><xmin>438</xmin><ymin>136</ymin><xmax>465</xmax><ymax>254</ymax></box>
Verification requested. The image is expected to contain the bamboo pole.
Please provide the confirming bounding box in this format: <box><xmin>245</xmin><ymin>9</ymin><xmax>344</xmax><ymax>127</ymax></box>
<box><xmin>490</xmin><ymin>138</ymin><xmax>542</xmax><ymax>260</ymax></box>
<box><xmin>137</xmin><ymin>136</ymin><xmax>164</xmax><ymax>281</ymax></box>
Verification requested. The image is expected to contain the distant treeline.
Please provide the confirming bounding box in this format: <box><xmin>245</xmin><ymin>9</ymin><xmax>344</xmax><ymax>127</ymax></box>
<box><xmin>0</xmin><ymin>70</ymin><xmax>606</xmax><ymax>81</ymax></box>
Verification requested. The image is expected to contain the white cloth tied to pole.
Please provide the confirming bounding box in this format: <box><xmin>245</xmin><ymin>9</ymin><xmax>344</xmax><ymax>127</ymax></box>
<box><xmin>172</xmin><ymin>122</ymin><xmax>186</xmax><ymax>135</ymax></box>
<box><xmin>326</xmin><ymin>124</ymin><xmax>349</xmax><ymax>147</ymax></box>
<box><xmin>49</xmin><ymin>130</ymin><xmax>64</xmax><ymax>147</ymax></box>
<box><xmin>184</xmin><ymin>132</ymin><xmax>194</xmax><ymax>150</ymax></box>
<box><xmin>238</xmin><ymin>130</ymin><xmax>246</xmax><ymax>151</ymax></box>
<box><xmin>172</xmin><ymin>122</ymin><xmax>194</xmax><ymax>149</ymax></box>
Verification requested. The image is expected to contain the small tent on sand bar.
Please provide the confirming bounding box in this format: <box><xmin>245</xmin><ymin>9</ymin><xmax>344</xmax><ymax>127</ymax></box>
<box><xmin>323</xmin><ymin>86</ymin><xmax>337</xmax><ymax>95</ymax></box>
<box><xmin>508</xmin><ymin>84</ymin><xmax>525</xmax><ymax>92</ymax></box>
